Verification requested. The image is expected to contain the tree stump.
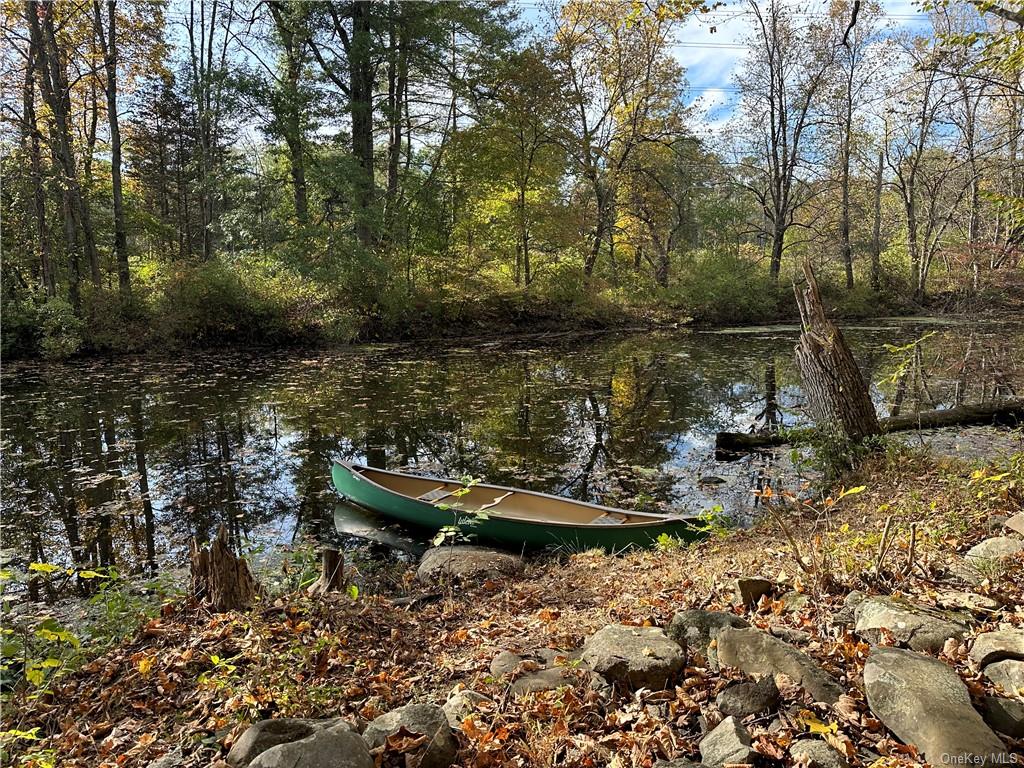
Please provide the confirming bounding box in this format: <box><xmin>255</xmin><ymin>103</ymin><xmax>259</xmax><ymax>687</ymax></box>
<box><xmin>307</xmin><ymin>548</ymin><xmax>345</xmax><ymax>596</ymax></box>
<box><xmin>189</xmin><ymin>525</ymin><xmax>262</xmax><ymax>612</ymax></box>
<box><xmin>794</xmin><ymin>260</ymin><xmax>880</xmax><ymax>442</ymax></box>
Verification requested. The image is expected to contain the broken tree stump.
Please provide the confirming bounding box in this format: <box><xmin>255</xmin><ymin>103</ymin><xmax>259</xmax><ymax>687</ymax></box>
<box><xmin>189</xmin><ymin>525</ymin><xmax>262</xmax><ymax>611</ymax></box>
<box><xmin>793</xmin><ymin>260</ymin><xmax>880</xmax><ymax>443</ymax></box>
<box><xmin>307</xmin><ymin>548</ymin><xmax>344</xmax><ymax>596</ymax></box>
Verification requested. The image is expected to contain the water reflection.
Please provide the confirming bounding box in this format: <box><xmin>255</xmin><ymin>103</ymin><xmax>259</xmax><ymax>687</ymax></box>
<box><xmin>1</xmin><ymin>320</ymin><xmax>1020</xmax><ymax>576</ymax></box>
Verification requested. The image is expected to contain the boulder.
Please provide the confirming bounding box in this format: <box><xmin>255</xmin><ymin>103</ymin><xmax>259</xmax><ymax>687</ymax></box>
<box><xmin>966</xmin><ymin>537</ymin><xmax>1023</xmax><ymax>563</ymax></box>
<box><xmin>249</xmin><ymin>725</ymin><xmax>372</xmax><ymax>768</ymax></box>
<box><xmin>769</xmin><ymin>624</ymin><xmax>811</xmax><ymax>645</ymax></box>
<box><xmin>1004</xmin><ymin>513</ymin><xmax>1024</xmax><ymax>537</ymax></box>
<box><xmin>146</xmin><ymin>748</ymin><xmax>184</xmax><ymax>768</ymax></box>
<box><xmin>715</xmin><ymin>675</ymin><xmax>779</xmax><ymax>717</ymax></box>
<box><xmin>362</xmin><ymin>703</ymin><xmax>458</xmax><ymax>768</ymax></box>
<box><xmin>970</xmin><ymin>629</ymin><xmax>1024</xmax><ymax>668</ymax></box>
<box><xmin>779</xmin><ymin>590</ymin><xmax>811</xmax><ymax>613</ymax></box>
<box><xmin>790</xmin><ymin>738</ymin><xmax>848</xmax><ymax>768</ymax></box>
<box><xmin>984</xmin><ymin>659</ymin><xmax>1024</xmax><ymax>699</ymax></box>
<box><xmin>935</xmin><ymin>591</ymin><xmax>1003</xmax><ymax>614</ymax></box>
<box><xmin>733</xmin><ymin>576</ymin><xmax>774</xmax><ymax>607</ymax></box>
<box><xmin>716</xmin><ymin>627</ymin><xmax>843</xmax><ymax>704</ymax></box>
<box><xmin>833</xmin><ymin>591</ymin><xmax>867</xmax><ymax>626</ymax></box>
<box><xmin>416</xmin><ymin>546</ymin><xmax>523</xmax><ymax>584</ymax></box>
<box><xmin>489</xmin><ymin>650</ymin><xmax>523</xmax><ymax>677</ymax></box>
<box><xmin>442</xmin><ymin>690</ymin><xmax>490</xmax><ymax>729</ymax></box>
<box><xmin>581</xmin><ymin>624</ymin><xmax>684</xmax><ymax>689</ymax></box>
<box><xmin>982</xmin><ymin>696</ymin><xmax>1024</xmax><ymax>738</ymax></box>
<box><xmin>511</xmin><ymin>666</ymin><xmax>577</xmax><ymax>696</ymax></box>
<box><xmin>227</xmin><ymin>718</ymin><xmax>350</xmax><ymax>767</ymax></box>
<box><xmin>666</xmin><ymin>610</ymin><xmax>747</xmax><ymax>668</ymax></box>
<box><xmin>863</xmin><ymin>646</ymin><xmax>1008</xmax><ymax>765</ymax></box>
<box><xmin>853</xmin><ymin>595</ymin><xmax>968</xmax><ymax>653</ymax></box>
<box><xmin>698</xmin><ymin>716</ymin><xmax>756</xmax><ymax>767</ymax></box>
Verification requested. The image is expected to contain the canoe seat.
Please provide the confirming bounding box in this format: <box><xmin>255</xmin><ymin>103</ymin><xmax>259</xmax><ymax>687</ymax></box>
<box><xmin>591</xmin><ymin>512</ymin><xmax>628</xmax><ymax>525</ymax></box>
<box><xmin>418</xmin><ymin>486</ymin><xmax>456</xmax><ymax>503</ymax></box>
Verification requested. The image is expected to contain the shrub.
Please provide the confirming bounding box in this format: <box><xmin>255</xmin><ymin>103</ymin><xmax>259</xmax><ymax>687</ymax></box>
<box><xmin>36</xmin><ymin>297</ymin><xmax>84</xmax><ymax>359</ymax></box>
<box><xmin>669</xmin><ymin>250</ymin><xmax>781</xmax><ymax>324</ymax></box>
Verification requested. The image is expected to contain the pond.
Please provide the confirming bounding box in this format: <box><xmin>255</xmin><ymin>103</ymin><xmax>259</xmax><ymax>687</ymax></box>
<box><xmin>1</xmin><ymin>318</ymin><xmax>1021</xmax><ymax>577</ymax></box>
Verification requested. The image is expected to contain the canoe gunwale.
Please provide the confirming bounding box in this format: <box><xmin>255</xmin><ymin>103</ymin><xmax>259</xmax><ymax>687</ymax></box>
<box><xmin>333</xmin><ymin>460</ymin><xmax>699</xmax><ymax>531</ymax></box>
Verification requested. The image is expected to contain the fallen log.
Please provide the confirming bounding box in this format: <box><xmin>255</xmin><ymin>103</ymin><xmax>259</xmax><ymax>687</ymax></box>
<box><xmin>715</xmin><ymin>398</ymin><xmax>1024</xmax><ymax>458</ymax></box>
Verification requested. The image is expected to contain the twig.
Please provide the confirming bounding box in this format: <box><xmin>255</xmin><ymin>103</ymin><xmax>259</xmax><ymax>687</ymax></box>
<box><xmin>874</xmin><ymin>515</ymin><xmax>895</xmax><ymax>578</ymax></box>
<box><xmin>905</xmin><ymin>522</ymin><xmax>918</xmax><ymax>577</ymax></box>
<box><xmin>765</xmin><ymin>504</ymin><xmax>812</xmax><ymax>576</ymax></box>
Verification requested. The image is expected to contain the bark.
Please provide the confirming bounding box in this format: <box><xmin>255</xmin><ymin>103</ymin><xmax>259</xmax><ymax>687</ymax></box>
<box><xmin>870</xmin><ymin>149</ymin><xmax>883</xmax><ymax>291</ymax></box>
<box><xmin>269</xmin><ymin>1</ymin><xmax>309</xmax><ymax>225</ymax></box>
<box><xmin>22</xmin><ymin>43</ymin><xmax>55</xmax><ymax>296</ymax></box>
<box><xmin>715</xmin><ymin>398</ymin><xmax>1024</xmax><ymax>456</ymax></box>
<box><xmin>793</xmin><ymin>260</ymin><xmax>880</xmax><ymax>442</ymax></box>
<box><xmin>95</xmin><ymin>0</ymin><xmax>130</xmax><ymax>299</ymax></box>
<box><xmin>189</xmin><ymin>525</ymin><xmax>262</xmax><ymax>611</ymax></box>
<box><xmin>28</xmin><ymin>0</ymin><xmax>99</xmax><ymax>298</ymax></box>
<box><xmin>350</xmin><ymin>0</ymin><xmax>375</xmax><ymax>249</ymax></box>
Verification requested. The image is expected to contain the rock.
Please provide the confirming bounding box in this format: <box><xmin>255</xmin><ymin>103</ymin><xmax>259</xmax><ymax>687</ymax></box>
<box><xmin>733</xmin><ymin>576</ymin><xmax>774</xmax><ymax>607</ymax></box>
<box><xmin>666</xmin><ymin>610</ymin><xmax>748</xmax><ymax>667</ymax></box>
<box><xmin>146</xmin><ymin>748</ymin><xmax>184</xmax><ymax>768</ymax></box>
<box><xmin>511</xmin><ymin>666</ymin><xmax>577</xmax><ymax>695</ymax></box>
<box><xmin>698</xmin><ymin>716</ymin><xmax>756</xmax><ymax>767</ymax></box>
<box><xmin>655</xmin><ymin>760</ymin><xmax>701</xmax><ymax>768</ymax></box>
<box><xmin>416</xmin><ymin>545</ymin><xmax>523</xmax><ymax>584</ymax></box>
<box><xmin>984</xmin><ymin>659</ymin><xmax>1024</xmax><ymax>699</ymax></box>
<box><xmin>1005</xmin><ymin>513</ymin><xmax>1024</xmax><ymax>537</ymax></box>
<box><xmin>769</xmin><ymin>624</ymin><xmax>811</xmax><ymax>644</ymax></box>
<box><xmin>779</xmin><ymin>590</ymin><xmax>811</xmax><ymax>613</ymax></box>
<box><xmin>362</xmin><ymin>703</ymin><xmax>458</xmax><ymax>768</ymax></box>
<box><xmin>227</xmin><ymin>718</ymin><xmax>350</xmax><ymax>767</ymax></box>
<box><xmin>966</xmin><ymin>536</ymin><xmax>1023</xmax><ymax>563</ymax></box>
<box><xmin>970</xmin><ymin>629</ymin><xmax>1024</xmax><ymax>667</ymax></box>
<box><xmin>249</xmin><ymin>725</ymin><xmax>372</xmax><ymax>768</ymax></box>
<box><xmin>935</xmin><ymin>591</ymin><xmax>1003</xmax><ymax>614</ymax></box>
<box><xmin>489</xmin><ymin>650</ymin><xmax>523</xmax><ymax>677</ymax></box>
<box><xmin>442</xmin><ymin>690</ymin><xmax>490</xmax><ymax>729</ymax></box>
<box><xmin>716</xmin><ymin>627</ymin><xmax>843</xmax><ymax>704</ymax></box>
<box><xmin>581</xmin><ymin>624</ymin><xmax>684</xmax><ymax>689</ymax></box>
<box><xmin>715</xmin><ymin>675</ymin><xmax>779</xmax><ymax>717</ymax></box>
<box><xmin>853</xmin><ymin>595</ymin><xmax>968</xmax><ymax>653</ymax></box>
<box><xmin>863</xmin><ymin>646</ymin><xmax>1008</xmax><ymax>766</ymax></box>
<box><xmin>833</xmin><ymin>590</ymin><xmax>866</xmax><ymax>625</ymax></box>
<box><xmin>982</xmin><ymin>696</ymin><xmax>1024</xmax><ymax>738</ymax></box>
<box><xmin>790</xmin><ymin>738</ymin><xmax>848</xmax><ymax>768</ymax></box>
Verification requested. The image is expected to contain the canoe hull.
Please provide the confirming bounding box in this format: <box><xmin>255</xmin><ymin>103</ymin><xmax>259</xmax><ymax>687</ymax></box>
<box><xmin>331</xmin><ymin>462</ymin><xmax>701</xmax><ymax>551</ymax></box>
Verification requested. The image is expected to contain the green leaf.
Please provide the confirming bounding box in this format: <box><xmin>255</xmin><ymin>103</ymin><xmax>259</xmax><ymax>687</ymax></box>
<box><xmin>347</xmin><ymin>584</ymin><xmax>359</xmax><ymax>600</ymax></box>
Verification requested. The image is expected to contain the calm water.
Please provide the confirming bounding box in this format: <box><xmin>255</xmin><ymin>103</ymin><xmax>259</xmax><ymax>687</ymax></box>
<box><xmin>1</xmin><ymin>319</ymin><xmax>1021</xmax><ymax>575</ymax></box>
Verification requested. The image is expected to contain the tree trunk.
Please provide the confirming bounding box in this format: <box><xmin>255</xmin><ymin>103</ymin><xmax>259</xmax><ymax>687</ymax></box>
<box><xmin>870</xmin><ymin>149</ymin><xmax>883</xmax><ymax>292</ymax></box>
<box><xmin>716</xmin><ymin>398</ymin><xmax>1024</xmax><ymax>456</ymax></box>
<box><xmin>793</xmin><ymin>260</ymin><xmax>880</xmax><ymax>442</ymax></box>
<box><xmin>189</xmin><ymin>525</ymin><xmax>262</xmax><ymax>611</ymax></box>
<box><xmin>351</xmin><ymin>0</ymin><xmax>375</xmax><ymax>249</ymax></box>
<box><xmin>22</xmin><ymin>44</ymin><xmax>55</xmax><ymax>297</ymax></box>
<box><xmin>96</xmin><ymin>0</ymin><xmax>130</xmax><ymax>300</ymax></box>
<box><xmin>307</xmin><ymin>548</ymin><xmax>344</xmax><ymax>595</ymax></box>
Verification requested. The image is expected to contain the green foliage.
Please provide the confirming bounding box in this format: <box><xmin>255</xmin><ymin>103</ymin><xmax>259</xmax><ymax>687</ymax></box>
<box><xmin>36</xmin><ymin>297</ymin><xmax>84</xmax><ymax>359</ymax></box>
<box><xmin>667</xmin><ymin>250</ymin><xmax>781</xmax><ymax>324</ymax></box>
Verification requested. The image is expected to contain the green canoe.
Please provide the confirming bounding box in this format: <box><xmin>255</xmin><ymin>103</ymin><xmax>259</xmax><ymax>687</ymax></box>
<box><xmin>331</xmin><ymin>460</ymin><xmax>703</xmax><ymax>551</ymax></box>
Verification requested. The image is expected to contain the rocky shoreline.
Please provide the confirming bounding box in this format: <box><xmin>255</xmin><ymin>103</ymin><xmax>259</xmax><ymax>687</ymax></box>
<box><xmin>207</xmin><ymin>520</ymin><xmax>1023</xmax><ymax>768</ymax></box>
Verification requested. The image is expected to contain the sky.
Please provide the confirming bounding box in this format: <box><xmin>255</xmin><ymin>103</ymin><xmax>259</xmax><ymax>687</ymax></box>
<box><xmin>669</xmin><ymin>0</ymin><xmax>935</xmax><ymax>135</ymax></box>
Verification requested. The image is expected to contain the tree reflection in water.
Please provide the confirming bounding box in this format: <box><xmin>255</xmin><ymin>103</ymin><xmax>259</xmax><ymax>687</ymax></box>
<box><xmin>1</xmin><ymin>321</ymin><xmax>1020</xmax><ymax>580</ymax></box>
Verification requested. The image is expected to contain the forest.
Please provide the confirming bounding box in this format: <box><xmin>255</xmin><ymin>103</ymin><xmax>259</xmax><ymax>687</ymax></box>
<box><xmin>2</xmin><ymin>0</ymin><xmax>1022</xmax><ymax>359</ymax></box>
